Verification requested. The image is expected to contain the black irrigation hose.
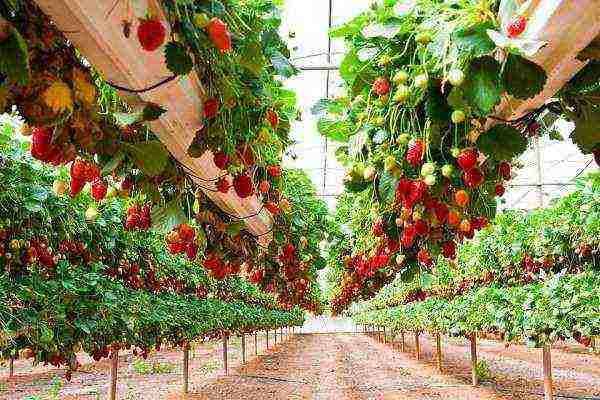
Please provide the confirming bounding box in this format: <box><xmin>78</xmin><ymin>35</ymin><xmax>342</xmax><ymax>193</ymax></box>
<box><xmin>106</xmin><ymin>75</ymin><xmax>178</xmax><ymax>93</ymax></box>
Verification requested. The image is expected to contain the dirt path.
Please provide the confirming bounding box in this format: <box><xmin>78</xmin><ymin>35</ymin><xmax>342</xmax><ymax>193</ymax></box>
<box><xmin>3</xmin><ymin>332</ymin><xmax>600</xmax><ymax>399</ymax></box>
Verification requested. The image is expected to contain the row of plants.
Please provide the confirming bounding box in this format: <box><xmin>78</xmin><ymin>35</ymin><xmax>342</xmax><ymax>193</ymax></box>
<box><xmin>320</xmin><ymin>0</ymin><xmax>600</xmax><ymax>312</ymax></box>
<box><xmin>0</xmin><ymin>0</ymin><xmax>327</xmax><ymax>309</ymax></box>
<box><xmin>349</xmin><ymin>171</ymin><xmax>600</xmax><ymax>314</ymax></box>
<box><xmin>351</xmin><ymin>270</ymin><xmax>600</xmax><ymax>349</ymax></box>
<box><xmin>0</xmin><ymin>126</ymin><xmax>304</xmax><ymax>377</ymax></box>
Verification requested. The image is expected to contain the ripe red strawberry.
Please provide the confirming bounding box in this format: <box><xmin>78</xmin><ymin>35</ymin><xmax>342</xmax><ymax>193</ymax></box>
<box><xmin>266</xmin><ymin>165</ymin><xmax>282</xmax><ymax>178</ymax></box>
<box><xmin>216</xmin><ymin>177</ymin><xmax>230</xmax><ymax>193</ymax></box>
<box><xmin>441</xmin><ymin>241</ymin><xmax>456</xmax><ymax>259</ymax></box>
<box><xmin>70</xmin><ymin>159</ymin><xmax>89</xmax><ymax>182</ymax></box>
<box><xmin>125</xmin><ymin>213</ymin><xmax>140</xmax><ymax>230</ymax></box>
<box><xmin>414</xmin><ymin>219</ymin><xmax>430</xmax><ymax>236</ymax></box>
<box><xmin>507</xmin><ymin>15</ymin><xmax>527</xmax><ymax>38</ymax></box>
<box><xmin>178</xmin><ymin>224</ymin><xmax>196</xmax><ymax>242</ymax></box>
<box><xmin>526</xmin><ymin>121</ymin><xmax>540</xmax><ymax>137</ymax></box>
<box><xmin>417</xmin><ymin>248</ymin><xmax>432</xmax><ymax>267</ymax></box>
<box><xmin>70</xmin><ymin>178</ymin><xmax>85</xmax><ymax>197</ymax></box>
<box><xmin>434</xmin><ymin>203</ymin><xmax>449</xmax><ymax>223</ymax></box>
<box><xmin>372</xmin><ymin>77</ymin><xmax>390</xmax><ymax>96</ymax></box>
<box><xmin>456</xmin><ymin>149</ymin><xmax>478</xmax><ymax>171</ymax></box>
<box><xmin>206</xmin><ymin>18</ymin><xmax>232</xmax><ymax>53</ymax></box>
<box><xmin>168</xmin><ymin>242</ymin><xmax>186</xmax><ymax>254</ymax></box>
<box><xmin>31</xmin><ymin>126</ymin><xmax>53</xmax><ymax>161</ymax></box>
<box><xmin>264</xmin><ymin>201</ymin><xmax>280</xmax><ymax>215</ymax></box>
<box><xmin>592</xmin><ymin>147</ymin><xmax>600</xmax><ymax>167</ymax></box>
<box><xmin>213</xmin><ymin>151</ymin><xmax>229</xmax><ymax>170</ymax></box>
<box><xmin>121</xmin><ymin>176</ymin><xmax>134</xmax><ymax>192</ymax></box>
<box><xmin>91</xmin><ymin>179</ymin><xmax>108</xmax><ymax>201</ymax></box>
<box><xmin>233</xmin><ymin>174</ymin><xmax>254</xmax><ymax>198</ymax></box>
<box><xmin>462</xmin><ymin>168</ymin><xmax>485</xmax><ymax>188</ymax></box>
<box><xmin>498</xmin><ymin>161</ymin><xmax>512</xmax><ymax>181</ymax></box>
<box><xmin>259</xmin><ymin>180</ymin><xmax>270</xmax><ymax>194</ymax></box>
<box><xmin>203</xmin><ymin>99</ymin><xmax>219</xmax><ymax>119</ymax></box>
<box><xmin>267</xmin><ymin>109</ymin><xmax>279</xmax><ymax>129</ymax></box>
<box><xmin>186</xmin><ymin>243</ymin><xmax>198</xmax><ymax>261</ymax></box>
<box><xmin>283</xmin><ymin>243</ymin><xmax>296</xmax><ymax>256</ymax></box>
<box><xmin>495</xmin><ymin>184</ymin><xmax>505</xmax><ymax>197</ymax></box>
<box><xmin>372</xmin><ymin>219</ymin><xmax>384</xmax><ymax>237</ymax></box>
<box><xmin>137</xmin><ymin>19</ymin><xmax>167</xmax><ymax>51</ymax></box>
<box><xmin>401</xmin><ymin>224</ymin><xmax>416</xmax><ymax>248</ymax></box>
<box><xmin>472</xmin><ymin>216</ymin><xmax>489</xmax><ymax>230</ymax></box>
<box><xmin>406</xmin><ymin>139</ymin><xmax>424</xmax><ymax>167</ymax></box>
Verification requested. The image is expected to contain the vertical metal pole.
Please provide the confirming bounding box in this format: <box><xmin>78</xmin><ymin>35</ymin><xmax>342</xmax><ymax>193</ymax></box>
<box><xmin>383</xmin><ymin>326</ymin><xmax>386</xmax><ymax>343</ymax></box>
<box><xmin>436</xmin><ymin>333</ymin><xmax>442</xmax><ymax>371</ymax></box>
<box><xmin>8</xmin><ymin>357</ymin><xmax>14</xmax><ymax>379</ymax></box>
<box><xmin>266</xmin><ymin>330</ymin><xmax>269</xmax><ymax>349</ymax></box>
<box><xmin>182</xmin><ymin>346</ymin><xmax>189</xmax><ymax>395</ymax></box>
<box><xmin>401</xmin><ymin>331</ymin><xmax>405</xmax><ymax>352</ymax></box>
<box><xmin>241</xmin><ymin>334</ymin><xmax>246</xmax><ymax>365</ymax></box>
<box><xmin>415</xmin><ymin>332</ymin><xmax>421</xmax><ymax>360</ymax></box>
<box><xmin>254</xmin><ymin>332</ymin><xmax>258</xmax><ymax>355</ymax></box>
<box><xmin>471</xmin><ymin>334</ymin><xmax>478</xmax><ymax>387</ymax></box>
<box><xmin>535</xmin><ymin>135</ymin><xmax>544</xmax><ymax>207</ymax></box>
<box><xmin>109</xmin><ymin>351</ymin><xmax>118</xmax><ymax>400</ymax></box>
<box><xmin>223</xmin><ymin>335</ymin><xmax>228</xmax><ymax>375</ymax></box>
<box><xmin>543</xmin><ymin>344</ymin><xmax>553</xmax><ymax>400</ymax></box>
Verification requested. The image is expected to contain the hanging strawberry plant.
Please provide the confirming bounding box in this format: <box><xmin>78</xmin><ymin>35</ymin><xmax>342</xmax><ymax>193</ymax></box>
<box><xmin>319</xmin><ymin>0</ymin><xmax>600</xmax><ymax>313</ymax></box>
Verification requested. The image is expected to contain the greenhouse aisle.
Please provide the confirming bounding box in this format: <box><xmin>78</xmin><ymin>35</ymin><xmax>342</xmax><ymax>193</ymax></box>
<box><xmin>189</xmin><ymin>333</ymin><xmax>600</xmax><ymax>400</ymax></box>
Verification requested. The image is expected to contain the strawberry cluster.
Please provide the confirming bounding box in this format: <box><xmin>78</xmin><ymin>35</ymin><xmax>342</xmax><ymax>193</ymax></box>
<box><xmin>125</xmin><ymin>204</ymin><xmax>152</xmax><ymax>231</ymax></box>
<box><xmin>203</xmin><ymin>252</ymin><xmax>240</xmax><ymax>280</ymax></box>
<box><xmin>165</xmin><ymin>223</ymin><xmax>199</xmax><ymax>261</ymax></box>
<box><xmin>30</xmin><ymin>126</ymin><xmax>76</xmax><ymax>166</ymax></box>
<box><xmin>70</xmin><ymin>159</ymin><xmax>101</xmax><ymax>197</ymax></box>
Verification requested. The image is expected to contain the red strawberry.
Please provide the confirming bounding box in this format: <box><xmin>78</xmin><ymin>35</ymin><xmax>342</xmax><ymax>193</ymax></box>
<box><xmin>259</xmin><ymin>180</ymin><xmax>270</xmax><ymax>193</ymax></box>
<box><xmin>203</xmin><ymin>99</ymin><xmax>219</xmax><ymax>119</ymax></box>
<box><xmin>498</xmin><ymin>161</ymin><xmax>512</xmax><ymax>181</ymax></box>
<box><xmin>264</xmin><ymin>201</ymin><xmax>280</xmax><ymax>215</ymax></box>
<box><xmin>91</xmin><ymin>179</ymin><xmax>108</xmax><ymax>201</ymax></box>
<box><xmin>506</xmin><ymin>15</ymin><xmax>527</xmax><ymax>38</ymax></box>
<box><xmin>283</xmin><ymin>243</ymin><xmax>296</xmax><ymax>256</ymax></box>
<box><xmin>137</xmin><ymin>19</ymin><xmax>167</xmax><ymax>51</ymax></box>
<box><xmin>213</xmin><ymin>151</ymin><xmax>229</xmax><ymax>170</ymax></box>
<box><xmin>417</xmin><ymin>248</ymin><xmax>432</xmax><ymax>267</ymax></box>
<box><xmin>495</xmin><ymin>184</ymin><xmax>505</xmax><ymax>197</ymax></box>
<box><xmin>31</xmin><ymin>126</ymin><xmax>53</xmax><ymax>161</ymax></box>
<box><xmin>472</xmin><ymin>216</ymin><xmax>489</xmax><ymax>230</ymax></box>
<box><xmin>457</xmin><ymin>149</ymin><xmax>478</xmax><ymax>171</ymax></box>
<box><xmin>441</xmin><ymin>241</ymin><xmax>456</xmax><ymax>259</ymax></box>
<box><xmin>186</xmin><ymin>243</ymin><xmax>198</xmax><ymax>261</ymax></box>
<box><xmin>406</xmin><ymin>139</ymin><xmax>424</xmax><ymax>167</ymax></box>
<box><xmin>216</xmin><ymin>177</ymin><xmax>230</xmax><ymax>193</ymax></box>
<box><xmin>178</xmin><ymin>224</ymin><xmax>196</xmax><ymax>242</ymax></box>
<box><xmin>70</xmin><ymin>178</ymin><xmax>85</xmax><ymax>197</ymax></box>
<box><xmin>526</xmin><ymin>121</ymin><xmax>540</xmax><ymax>137</ymax></box>
<box><xmin>372</xmin><ymin>77</ymin><xmax>390</xmax><ymax>96</ymax></box>
<box><xmin>70</xmin><ymin>159</ymin><xmax>88</xmax><ymax>182</ymax></box>
<box><xmin>462</xmin><ymin>168</ymin><xmax>485</xmax><ymax>188</ymax></box>
<box><xmin>121</xmin><ymin>176</ymin><xmax>134</xmax><ymax>191</ymax></box>
<box><xmin>267</xmin><ymin>109</ymin><xmax>279</xmax><ymax>128</ymax></box>
<box><xmin>206</xmin><ymin>18</ymin><xmax>232</xmax><ymax>53</ymax></box>
<box><xmin>434</xmin><ymin>203</ymin><xmax>449</xmax><ymax>223</ymax></box>
<box><xmin>125</xmin><ymin>213</ymin><xmax>140</xmax><ymax>230</ymax></box>
<box><xmin>168</xmin><ymin>242</ymin><xmax>186</xmax><ymax>254</ymax></box>
<box><xmin>86</xmin><ymin>164</ymin><xmax>100</xmax><ymax>182</ymax></box>
<box><xmin>372</xmin><ymin>219</ymin><xmax>384</xmax><ymax>237</ymax></box>
<box><xmin>592</xmin><ymin>147</ymin><xmax>600</xmax><ymax>167</ymax></box>
<box><xmin>401</xmin><ymin>224</ymin><xmax>416</xmax><ymax>248</ymax></box>
<box><xmin>233</xmin><ymin>174</ymin><xmax>254</xmax><ymax>198</ymax></box>
<box><xmin>266</xmin><ymin>165</ymin><xmax>282</xmax><ymax>178</ymax></box>
<box><xmin>414</xmin><ymin>219</ymin><xmax>430</xmax><ymax>236</ymax></box>
<box><xmin>237</xmin><ymin>146</ymin><xmax>256</xmax><ymax>167</ymax></box>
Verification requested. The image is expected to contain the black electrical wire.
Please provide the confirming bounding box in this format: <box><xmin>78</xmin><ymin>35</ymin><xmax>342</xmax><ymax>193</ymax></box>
<box><xmin>106</xmin><ymin>75</ymin><xmax>178</xmax><ymax>94</ymax></box>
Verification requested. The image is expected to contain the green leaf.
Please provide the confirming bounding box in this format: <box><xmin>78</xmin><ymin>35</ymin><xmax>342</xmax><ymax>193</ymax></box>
<box><xmin>462</xmin><ymin>56</ymin><xmax>502</xmax><ymax>116</ymax></box>
<box><xmin>0</xmin><ymin>27</ymin><xmax>29</xmax><ymax>85</ymax></box>
<box><xmin>100</xmin><ymin>152</ymin><xmax>125</xmax><ymax>176</ymax></box>
<box><xmin>576</xmin><ymin>34</ymin><xmax>600</xmax><ymax>61</ymax></box>
<box><xmin>125</xmin><ymin>141</ymin><xmax>169</xmax><ymax>177</ymax></box>
<box><xmin>316</xmin><ymin>117</ymin><xmax>353</xmax><ymax>142</ymax></box>
<box><xmin>362</xmin><ymin>21</ymin><xmax>402</xmax><ymax>39</ymax></box>
<box><xmin>114</xmin><ymin>110</ymin><xmax>143</xmax><ymax>127</ymax></box>
<box><xmin>570</xmin><ymin>106</ymin><xmax>600</xmax><ymax>153</ymax></box>
<box><xmin>420</xmin><ymin>272</ymin><xmax>434</xmax><ymax>290</ymax></box>
<box><xmin>477</xmin><ymin>124</ymin><xmax>527</xmax><ymax>161</ymax></box>
<box><xmin>151</xmin><ymin>198</ymin><xmax>187</xmax><ymax>234</ymax></box>
<box><xmin>453</xmin><ymin>24</ymin><xmax>495</xmax><ymax>58</ymax></box>
<box><xmin>378</xmin><ymin>171</ymin><xmax>398</xmax><ymax>204</ymax></box>
<box><xmin>270</xmin><ymin>51</ymin><xmax>296</xmax><ymax>78</ymax></box>
<box><xmin>142</xmin><ymin>103</ymin><xmax>167</xmax><ymax>122</ymax></box>
<box><xmin>165</xmin><ymin>41</ymin><xmax>194</xmax><ymax>76</ymax></box>
<box><xmin>502</xmin><ymin>54</ymin><xmax>547</xmax><ymax>100</ymax></box>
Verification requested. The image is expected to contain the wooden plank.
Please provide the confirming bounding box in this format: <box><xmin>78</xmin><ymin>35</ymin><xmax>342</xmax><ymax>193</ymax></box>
<box><xmin>32</xmin><ymin>0</ymin><xmax>272</xmax><ymax>238</ymax></box>
<box><xmin>491</xmin><ymin>0</ymin><xmax>600</xmax><ymax>121</ymax></box>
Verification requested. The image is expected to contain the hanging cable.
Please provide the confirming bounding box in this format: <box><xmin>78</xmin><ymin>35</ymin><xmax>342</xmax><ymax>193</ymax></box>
<box><xmin>106</xmin><ymin>75</ymin><xmax>178</xmax><ymax>94</ymax></box>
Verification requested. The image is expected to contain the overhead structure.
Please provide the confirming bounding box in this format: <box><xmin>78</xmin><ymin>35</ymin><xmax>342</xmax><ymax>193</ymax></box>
<box><xmin>33</xmin><ymin>0</ymin><xmax>272</xmax><ymax>238</ymax></box>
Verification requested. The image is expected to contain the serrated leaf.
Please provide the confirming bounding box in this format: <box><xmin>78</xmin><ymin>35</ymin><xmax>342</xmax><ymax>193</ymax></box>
<box><xmin>570</xmin><ymin>106</ymin><xmax>600</xmax><ymax>153</ymax></box>
<box><xmin>100</xmin><ymin>152</ymin><xmax>125</xmax><ymax>176</ymax></box>
<box><xmin>270</xmin><ymin>51</ymin><xmax>296</xmax><ymax>77</ymax></box>
<box><xmin>165</xmin><ymin>41</ymin><xmax>194</xmax><ymax>76</ymax></box>
<box><xmin>453</xmin><ymin>25</ymin><xmax>495</xmax><ymax>58</ymax></box>
<box><xmin>151</xmin><ymin>198</ymin><xmax>187</xmax><ymax>234</ymax></box>
<box><xmin>142</xmin><ymin>103</ymin><xmax>167</xmax><ymax>121</ymax></box>
<box><xmin>317</xmin><ymin>117</ymin><xmax>353</xmax><ymax>142</ymax></box>
<box><xmin>0</xmin><ymin>27</ymin><xmax>29</xmax><ymax>85</ymax></box>
<box><xmin>362</xmin><ymin>22</ymin><xmax>402</xmax><ymax>39</ymax></box>
<box><xmin>378</xmin><ymin>171</ymin><xmax>398</xmax><ymax>204</ymax></box>
<box><xmin>462</xmin><ymin>56</ymin><xmax>502</xmax><ymax>116</ymax></box>
<box><xmin>114</xmin><ymin>110</ymin><xmax>143</xmax><ymax>127</ymax></box>
<box><xmin>477</xmin><ymin>124</ymin><xmax>527</xmax><ymax>161</ymax></box>
<box><xmin>125</xmin><ymin>141</ymin><xmax>169</xmax><ymax>177</ymax></box>
<box><xmin>502</xmin><ymin>54</ymin><xmax>547</xmax><ymax>100</ymax></box>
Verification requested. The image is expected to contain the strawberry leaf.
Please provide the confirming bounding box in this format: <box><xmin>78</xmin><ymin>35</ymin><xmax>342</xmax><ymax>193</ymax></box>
<box><xmin>477</xmin><ymin>124</ymin><xmax>527</xmax><ymax>161</ymax></box>
<box><xmin>462</xmin><ymin>57</ymin><xmax>503</xmax><ymax>117</ymax></box>
<box><xmin>570</xmin><ymin>106</ymin><xmax>600</xmax><ymax>153</ymax></box>
<box><xmin>164</xmin><ymin>41</ymin><xmax>193</xmax><ymax>76</ymax></box>
<box><xmin>502</xmin><ymin>54</ymin><xmax>547</xmax><ymax>100</ymax></box>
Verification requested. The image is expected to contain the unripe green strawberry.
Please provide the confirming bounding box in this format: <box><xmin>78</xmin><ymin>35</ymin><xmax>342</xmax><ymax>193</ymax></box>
<box><xmin>363</xmin><ymin>166</ymin><xmax>376</xmax><ymax>181</ymax></box>
<box><xmin>451</xmin><ymin>147</ymin><xmax>461</xmax><ymax>158</ymax></box>
<box><xmin>451</xmin><ymin>110</ymin><xmax>466</xmax><ymax>124</ymax></box>
<box><xmin>396</xmin><ymin>133</ymin><xmax>410</xmax><ymax>145</ymax></box>
<box><xmin>447</xmin><ymin>68</ymin><xmax>465</xmax><ymax>86</ymax></box>
<box><xmin>414</xmin><ymin>74</ymin><xmax>428</xmax><ymax>89</ymax></box>
<box><xmin>416</xmin><ymin>32</ymin><xmax>431</xmax><ymax>44</ymax></box>
<box><xmin>374</xmin><ymin>116</ymin><xmax>385</xmax><ymax>126</ymax></box>
<box><xmin>396</xmin><ymin>254</ymin><xmax>406</xmax><ymax>265</ymax></box>
<box><xmin>441</xmin><ymin>164</ymin><xmax>454</xmax><ymax>178</ymax></box>
<box><xmin>393</xmin><ymin>70</ymin><xmax>409</xmax><ymax>84</ymax></box>
<box><xmin>384</xmin><ymin>156</ymin><xmax>397</xmax><ymax>172</ymax></box>
<box><xmin>395</xmin><ymin>217</ymin><xmax>403</xmax><ymax>227</ymax></box>
<box><xmin>85</xmin><ymin>206</ymin><xmax>98</xmax><ymax>222</ymax></box>
<box><xmin>424</xmin><ymin>174</ymin><xmax>436</xmax><ymax>186</ymax></box>
<box><xmin>421</xmin><ymin>162</ymin><xmax>436</xmax><ymax>176</ymax></box>
<box><xmin>393</xmin><ymin>84</ymin><xmax>410</xmax><ymax>103</ymax></box>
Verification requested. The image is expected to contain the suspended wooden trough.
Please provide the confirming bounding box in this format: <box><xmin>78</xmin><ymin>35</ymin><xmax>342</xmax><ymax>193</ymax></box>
<box><xmin>32</xmin><ymin>0</ymin><xmax>273</xmax><ymax>239</ymax></box>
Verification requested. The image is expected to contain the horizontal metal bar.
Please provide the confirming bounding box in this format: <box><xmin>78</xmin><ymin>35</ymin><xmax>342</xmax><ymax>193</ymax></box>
<box><xmin>296</xmin><ymin>65</ymin><xmax>340</xmax><ymax>71</ymax></box>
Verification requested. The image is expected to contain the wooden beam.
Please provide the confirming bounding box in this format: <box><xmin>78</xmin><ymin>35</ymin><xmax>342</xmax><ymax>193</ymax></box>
<box><xmin>32</xmin><ymin>0</ymin><xmax>273</xmax><ymax>239</ymax></box>
<box><xmin>491</xmin><ymin>0</ymin><xmax>600</xmax><ymax>122</ymax></box>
